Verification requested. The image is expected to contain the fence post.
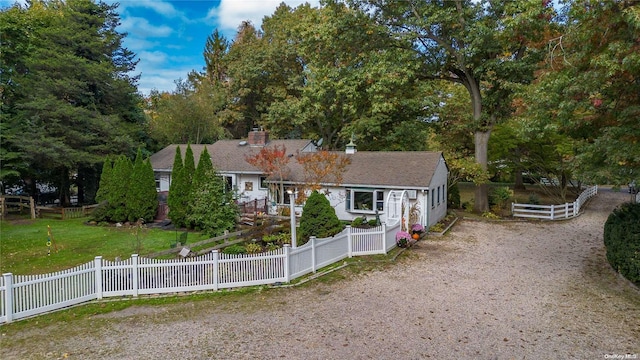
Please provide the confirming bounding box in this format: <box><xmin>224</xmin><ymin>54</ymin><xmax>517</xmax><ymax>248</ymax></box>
<box><xmin>550</xmin><ymin>204</ymin><xmax>555</xmax><ymax>220</ymax></box>
<box><xmin>347</xmin><ymin>225</ymin><xmax>353</xmax><ymax>258</ymax></box>
<box><xmin>381</xmin><ymin>223</ymin><xmax>387</xmax><ymax>254</ymax></box>
<box><xmin>94</xmin><ymin>256</ymin><xmax>103</xmax><ymax>300</ymax></box>
<box><xmin>565</xmin><ymin>203</ymin><xmax>569</xmax><ymax>218</ymax></box>
<box><xmin>283</xmin><ymin>245</ymin><xmax>290</xmax><ymax>283</ymax></box>
<box><xmin>310</xmin><ymin>237</ymin><xmax>317</xmax><ymax>273</ymax></box>
<box><xmin>30</xmin><ymin>197</ymin><xmax>36</xmax><ymax>219</ymax></box>
<box><xmin>3</xmin><ymin>273</ymin><xmax>14</xmax><ymax>323</ymax></box>
<box><xmin>132</xmin><ymin>254</ymin><xmax>139</xmax><ymax>297</ymax></box>
<box><xmin>211</xmin><ymin>250</ymin><xmax>219</xmax><ymax>291</ymax></box>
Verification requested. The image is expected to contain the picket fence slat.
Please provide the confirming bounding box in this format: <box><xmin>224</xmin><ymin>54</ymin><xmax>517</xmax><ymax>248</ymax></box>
<box><xmin>1</xmin><ymin>221</ymin><xmax>404</xmax><ymax>323</ymax></box>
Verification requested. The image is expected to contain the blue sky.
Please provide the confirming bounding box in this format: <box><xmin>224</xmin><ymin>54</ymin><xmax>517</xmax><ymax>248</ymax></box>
<box><xmin>1</xmin><ymin>0</ymin><xmax>320</xmax><ymax>95</ymax></box>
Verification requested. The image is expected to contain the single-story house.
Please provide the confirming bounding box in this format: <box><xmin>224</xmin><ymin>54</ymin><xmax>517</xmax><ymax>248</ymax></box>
<box><xmin>149</xmin><ymin>130</ymin><xmax>448</xmax><ymax>227</ymax></box>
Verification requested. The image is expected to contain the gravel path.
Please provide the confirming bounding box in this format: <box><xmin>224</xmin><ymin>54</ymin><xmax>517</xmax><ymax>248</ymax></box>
<box><xmin>2</xmin><ymin>188</ymin><xmax>639</xmax><ymax>359</ymax></box>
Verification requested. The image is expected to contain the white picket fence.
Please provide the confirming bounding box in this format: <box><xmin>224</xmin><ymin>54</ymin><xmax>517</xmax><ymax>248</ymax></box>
<box><xmin>0</xmin><ymin>222</ymin><xmax>399</xmax><ymax>323</ymax></box>
<box><xmin>511</xmin><ymin>185</ymin><xmax>598</xmax><ymax>220</ymax></box>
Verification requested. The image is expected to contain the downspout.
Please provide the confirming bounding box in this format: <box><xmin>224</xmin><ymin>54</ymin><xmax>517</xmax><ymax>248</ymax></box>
<box><xmin>423</xmin><ymin>189</ymin><xmax>429</xmax><ymax>227</ymax></box>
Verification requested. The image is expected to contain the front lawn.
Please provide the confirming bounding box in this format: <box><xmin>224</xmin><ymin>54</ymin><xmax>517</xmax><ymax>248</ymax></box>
<box><xmin>0</xmin><ymin>217</ymin><xmax>207</xmax><ymax>275</ymax></box>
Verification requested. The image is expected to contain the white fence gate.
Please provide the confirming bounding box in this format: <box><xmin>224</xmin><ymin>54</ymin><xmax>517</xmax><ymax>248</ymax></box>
<box><xmin>511</xmin><ymin>185</ymin><xmax>598</xmax><ymax>220</ymax></box>
<box><xmin>1</xmin><ymin>222</ymin><xmax>401</xmax><ymax>324</ymax></box>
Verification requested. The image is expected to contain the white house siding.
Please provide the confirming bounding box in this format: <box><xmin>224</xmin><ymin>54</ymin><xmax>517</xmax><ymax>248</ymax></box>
<box><xmin>325</xmin><ymin>188</ymin><xmax>418</xmax><ymax>225</ymax></box>
<box><xmin>232</xmin><ymin>173</ymin><xmax>270</xmax><ymax>203</ymax></box>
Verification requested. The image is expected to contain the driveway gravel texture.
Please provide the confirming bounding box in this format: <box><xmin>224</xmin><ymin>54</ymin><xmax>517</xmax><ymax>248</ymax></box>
<box><xmin>1</xmin><ymin>188</ymin><xmax>639</xmax><ymax>360</ymax></box>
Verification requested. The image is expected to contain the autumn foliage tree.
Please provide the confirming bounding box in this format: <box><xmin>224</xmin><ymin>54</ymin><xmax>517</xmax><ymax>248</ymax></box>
<box><xmin>296</xmin><ymin>151</ymin><xmax>351</xmax><ymax>201</ymax></box>
<box><xmin>245</xmin><ymin>145</ymin><xmax>290</xmax><ymax>204</ymax></box>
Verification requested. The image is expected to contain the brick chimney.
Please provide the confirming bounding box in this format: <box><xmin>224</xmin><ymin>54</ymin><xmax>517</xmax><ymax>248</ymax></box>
<box><xmin>247</xmin><ymin>128</ymin><xmax>269</xmax><ymax>146</ymax></box>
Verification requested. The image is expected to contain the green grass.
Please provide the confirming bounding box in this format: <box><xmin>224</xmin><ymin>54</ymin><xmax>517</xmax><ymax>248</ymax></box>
<box><xmin>0</xmin><ymin>217</ymin><xmax>208</xmax><ymax>275</ymax></box>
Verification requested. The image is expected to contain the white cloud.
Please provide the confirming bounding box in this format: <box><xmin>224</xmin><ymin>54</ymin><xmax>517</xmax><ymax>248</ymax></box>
<box><xmin>107</xmin><ymin>0</ymin><xmax>184</xmax><ymax>19</ymax></box>
<box><xmin>137</xmin><ymin>68</ymin><xmax>194</xmax><ymax>95</ymax></box>
<box><xmin>119</xmin><ymin>17</ymin><xmax>173</xmax><ymax>38</ymax></box>
<box><xmin>206</xmin><ymin>0</ymin><xmax>320</xmax><ymax>34</ymax></box>
<box><xmin>138</xmin><ymin>50</ymin><xmax>168</xmax><ymax>65</ymax></box>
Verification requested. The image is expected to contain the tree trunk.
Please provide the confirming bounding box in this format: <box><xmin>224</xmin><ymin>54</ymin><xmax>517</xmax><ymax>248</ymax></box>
<box><xmin>473</xmin><ymin>130</ymin><xmax>491</xmax><ymax>213</ymax></box>
<box><xmin>513</xmin><ymin>148</ymin><xmax>526</xmax><ymax>191</ymax></box>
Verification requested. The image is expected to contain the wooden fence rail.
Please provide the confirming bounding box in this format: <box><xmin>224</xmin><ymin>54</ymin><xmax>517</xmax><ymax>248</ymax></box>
<box><xmin>0</xmin><ymin>196</ymin><xmax>36</xmax><ymax>219</ymax></box>
<box><xmin>36</xmin><ymin>204</ymin><xmax>98</xmax><ymax>220</ymax></box>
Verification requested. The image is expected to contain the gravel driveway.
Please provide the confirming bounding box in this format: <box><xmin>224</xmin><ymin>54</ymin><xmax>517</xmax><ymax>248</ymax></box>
<box><xmin>1</xmin><ymin>188</ymin><xmax>639</xmax><ymax>359</ymax></box>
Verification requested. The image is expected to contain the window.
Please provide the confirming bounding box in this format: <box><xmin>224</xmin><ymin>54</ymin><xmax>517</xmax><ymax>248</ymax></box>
<box><xmin>155</xmin><ymin>175</ymin><xmax>161</xmax><ymax>192</ymax></box>
<box><xmin>437</xmin><ymin>186</ymin><xmax>441</xmax><ymax>205</ymax></box>
<box><xmin>431</xmin><ymin>189</ymin><xmax>435</xmax><ymax>208</ymax></box>
<box><xmin>224</xmin><ymin>176</ymin><xmax>233</xmax><ymax>192</ymax></box>
<box><xmin>259</xmin><ymin>176</ymin><xmax>268</xmax><ymax>189</ymax></box>
<box><xmin>345</xmin><ymin>189</ymin><xmax>384</xmax><ymax>213</ymax></box>
<box><xmin>244</xmin><ymin>181</ymin><xmax>253</xmax><ymax>191</ymax></box>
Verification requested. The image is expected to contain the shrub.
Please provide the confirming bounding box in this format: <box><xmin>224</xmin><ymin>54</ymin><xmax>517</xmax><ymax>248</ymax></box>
<box><xmin>245</xmin><ymin>243</ymin><xmax>263</xmax><ymax>254</ymax></box>
<box><xmin>299</xmin><ymin>190</ymin><xmax>343</xmax><ymax>243</ymax></box>
<box><xmin>89</xmin><ymin>201</ymin><xmax>112</xmax><ymax>223</ymax></box>
<box><xmin>368</xmin><ymin>219</ymin><xmax>379</xmax><ymax>227</ymax></box>
<box><xmin>528</xmin><ymin>193</ymin><xmax>541</xmax><ymax>205</ymax></box>
<box><xmin>489</xmin><ymin>186</ymin><xmax>513</xmax><ymax>210</ymax></box>
<box><xmin>429</xmin><ymin>223</ymin><xmax>444</xmax><ymax>233</ymax></box>
<box><xmin>188</xmin><ymin>168</ymin><xmax>239</xmax><ymax>237</ymax></box>
<box><xmin>263</xmin><ymin>232</ymin><xmax>290</xmax><ymax>245</ymax></box>
<box><xmin>448</xmin><ymin>183</ymin><xmax>461</xmax><ymax>209</ymax></box>
<box><xmin>351</xmin><ymin>217</ymin><xmax>365</xmax><ymax>227</ymax></box>
<box><xmin>603</xmin><ymin>202</ymin><xmax>640</xmax><ymax>286</ymax></box>
<box><xmin>222</xmin><ymin>244</ymin><xmax>247</xmax><ymax>255</ymax></box>
<box><xmin>482</xmin><ymin>211</ymin><xmax>500</xmax><ymax>219</ymax></box>
<box><xmin>266</xmin><ymin>243</ymin><xmax>280</xmax><ymax>251</ymax></box>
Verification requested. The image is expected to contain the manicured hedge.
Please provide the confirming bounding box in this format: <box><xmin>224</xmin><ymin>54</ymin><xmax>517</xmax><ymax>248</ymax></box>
<box><xmin>603</xmin><ymin>202</ymin><xmax>640</xmax><ymax>286</ymax></box>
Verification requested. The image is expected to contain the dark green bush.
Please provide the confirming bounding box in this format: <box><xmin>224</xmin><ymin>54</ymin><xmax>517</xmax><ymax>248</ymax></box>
<box><xmin>89</xmin><ymin>201</ymin><xmax>112</xmax><ymax>223</ymax></box>
<box><xmin>300</xmin><ymin>190</ymin><xmax>343</xmax><ymax>243</ymax></box>
<box><xmin>448</xmin><ymin>183</ymin><xmax>461</xmax><ymax>209</ymax></box>
<box><xmin>489</xmin><ymin>186</ymin><xmax>513</xmax><ymax>209</ymax></box>
<box><xmin>351</xmin><ymin>217</ymin><xmax>364</xmax><ymax>227</ymax></box>
<box><xmin>603</xmin><ymin>202</ymin><xmax>640</xmax><ymax>286</ymax></box>
<box><xmin>222</xmin><ymin>244</ymin><xmax>247</xmax><ymax>255</ymax></box>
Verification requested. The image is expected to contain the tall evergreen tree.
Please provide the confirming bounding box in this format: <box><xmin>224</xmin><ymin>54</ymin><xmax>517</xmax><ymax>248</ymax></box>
<box><xmin>0</xmin><ymin>0</ymin><xmax>144</xmax><ymax>204</ymax></box>
<box><xmin>168</xmin><ymin>144</ymin><xmax>195</xmax><ymax>228</ymax></box>
<box><xmin>191</xmin><ymin>146</ymin><xmax>213</xmax><ymax>199</ymax></box>
<box><xmin>126</xmin><ymin>149</ymin><xmax>158</xmax><ymax>222</ymax></box>
<box><xmin>109</xmin><ymin>155</ymin><xmax>133</xmax><ymax>222</ymax></box>
<box><xmin>168</xmin><ymin>146</ymin><xmax>185</xmax><ymax>226</ymax></box>
<box><xmin>95</xmin><ymin>156</ymin><xmax>114</xmax><ymax>203</ymax></box>
<box><xmin>181</xmin><ymin>144</ymin><xmax>196</xmax><ymax>226</ymax></box>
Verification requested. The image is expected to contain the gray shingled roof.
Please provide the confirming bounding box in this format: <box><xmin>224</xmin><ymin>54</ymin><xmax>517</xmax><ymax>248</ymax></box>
<box><xmin>150</xmin><ymin>141</ymin><xmax>445</xmax><ymax>189</ymax></box>
<box><xmin>150</xmin><ymin>140</ymin><xmax>314</xmax><ymax>173</ymax></box>
<box><xmin>285</xmin><ymin>151</ymin><xmax>444</xmax><ymax>189</ymax></box>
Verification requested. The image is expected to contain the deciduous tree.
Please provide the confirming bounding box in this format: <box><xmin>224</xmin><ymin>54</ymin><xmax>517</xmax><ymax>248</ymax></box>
<box><xmin>352</xmin><ymin>0</ymin><xmax>553</xmax><ymax>211</ymax></box>
<box><xmin>245</xmin><ymin>145</ymin><xmax>290</xmax><ymax>204</ymax></box>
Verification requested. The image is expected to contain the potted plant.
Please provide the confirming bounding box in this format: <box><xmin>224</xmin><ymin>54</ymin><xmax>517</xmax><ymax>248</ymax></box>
<box><xmin>411</xmin><ymin>223</ymin><xmax>424</xmax><ymax>235</ymax></box>
<box><xmin>395</xmin><ymin>230</ymin><xmax>412</xmax><ymax>248</ymax></box>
